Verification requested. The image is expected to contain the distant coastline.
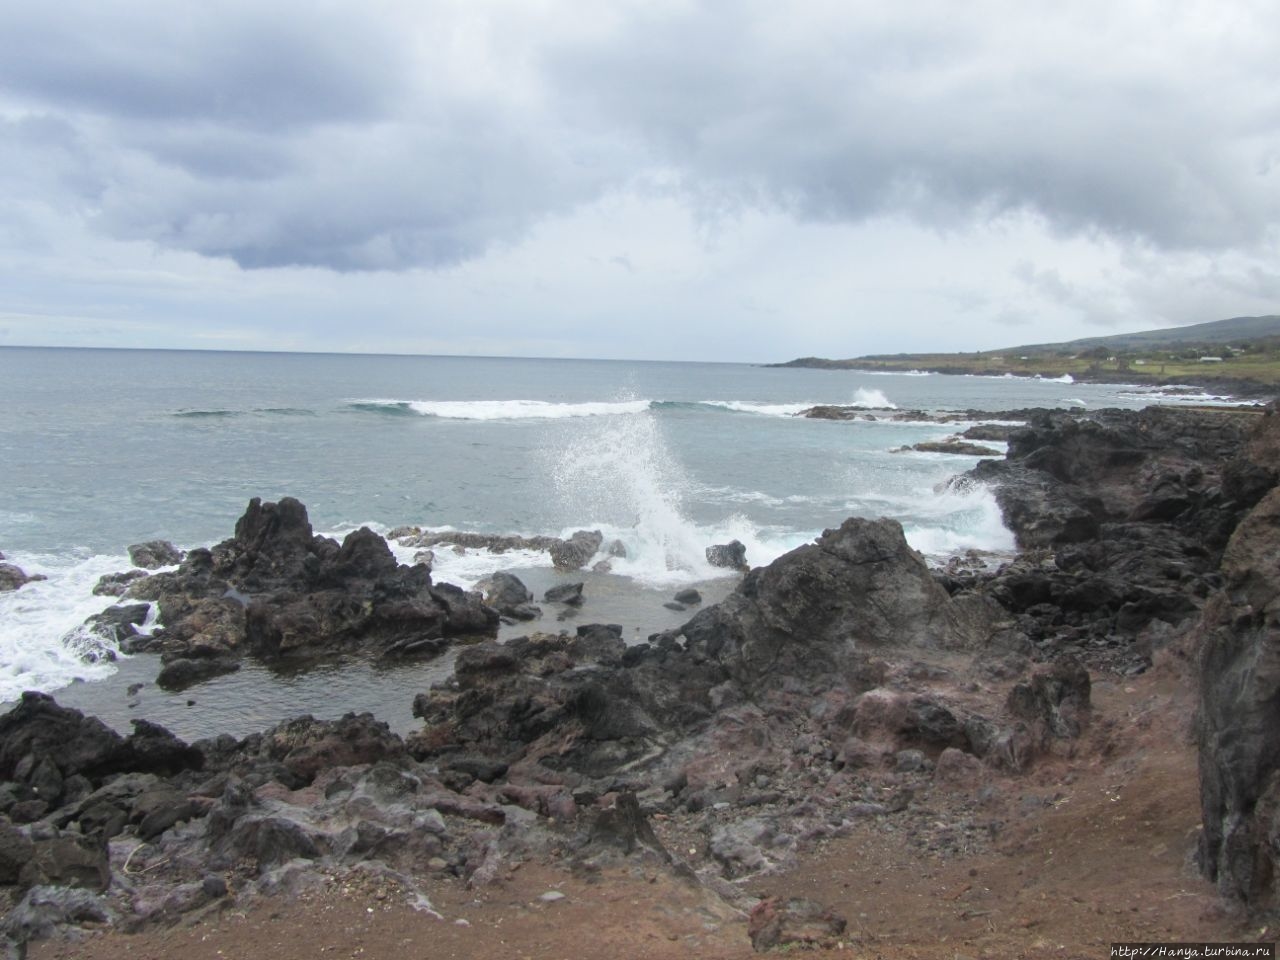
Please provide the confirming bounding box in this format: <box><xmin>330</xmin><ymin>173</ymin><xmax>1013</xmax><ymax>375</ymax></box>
<box><xmin>767</xmin><ymin>313</ymin><xmax>1280</xmax><ymax>399</ymax></box>
<box><xmin>767</xmin><ymin>354</ymin><xmax>1279</xmax><ymax>399</ymax></box>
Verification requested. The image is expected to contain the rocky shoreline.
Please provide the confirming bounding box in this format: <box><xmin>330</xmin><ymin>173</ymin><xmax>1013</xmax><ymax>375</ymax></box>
<box><xmin>3</xmin><ymin>403</ymin><xmax>1280</xmax><ymax>954</ymax></box>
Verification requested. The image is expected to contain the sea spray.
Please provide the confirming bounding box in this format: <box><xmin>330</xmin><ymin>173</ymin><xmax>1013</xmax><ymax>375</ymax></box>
<box><xmin>0</xmin><ymin>551</ymin><xmax>148</xmax><ymax>702</ymax></box>
<box><xmin>851</xmin><ymin>387</ymin><xmax>897</xmax><ymax>409</ymax></box>
<box><xmin>546</xmin><ymin>408</ymin><xmax>728</xmax><ymax>585</ymax></box>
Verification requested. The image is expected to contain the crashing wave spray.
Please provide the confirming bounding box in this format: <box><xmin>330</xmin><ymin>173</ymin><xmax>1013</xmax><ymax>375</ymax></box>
<box><xmin>547</xmin><ymin>407</ymin><xmax>721</xmax><ymax>585</ymax></box>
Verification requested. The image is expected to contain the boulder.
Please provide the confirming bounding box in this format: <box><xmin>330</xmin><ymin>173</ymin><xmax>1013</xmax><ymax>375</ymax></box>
<box><xmin>550</xmin><ymin>530</ymin><xmax>603</xmax><ymax>571</ymax></box>
<box><xmin>477</xmin><ymin>572</ymin><xmax>535</xmax><ymax>616</ymax></box>
<box><xmin>127</xmin><ymin>540</ymin><xmax>183</xmax><ymax>569</ymax></box>
<box><xmin>0</xmin><ymin>563</ymin><xmax>45</xmax><ymax>592</ymax></box>
<box><xmin>705</xmin><ymin>540</ymin><xmax>748</xmax><ymax>571</ymax></box>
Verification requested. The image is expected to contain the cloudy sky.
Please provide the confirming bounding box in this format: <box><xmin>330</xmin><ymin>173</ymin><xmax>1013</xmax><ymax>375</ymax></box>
<box><xmin>0</xmin><ymin>1</ymin><xmax>1276</xmax><ymax>362</ymax></box>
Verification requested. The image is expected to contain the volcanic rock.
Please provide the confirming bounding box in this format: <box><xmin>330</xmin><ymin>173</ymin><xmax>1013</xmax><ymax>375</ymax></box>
<box><xmin>550</xmin><ymin>530</ymin><xmax>603</xmax><ymax>571</ymax></box>
<box><xmin>1198</xmin><ymin>485</ymin><xmax>1280</xmax><ymax>908</ymax></box>
<box><xmin>0</xmin><ymin>562</ymin><xmax>45</xmax><ymax>592</ymax></box>
<box><xmin>544</xmin><ymin>582</ymin><xmax>585</xmax><ymax>605</ymax></box>
<box><xmin>705</xmin><ymin>540</ymin><xmax>748</xmax><ymax>571</ymax></box>
<box><xmin>127</xmin><ymin>540</ymin><xmax>183</xmax><ymax>569</ymax></box>
<box><xmin>120</xmin><ymin>498</ymin><xmax>498</xmax><ymax>683</ymax></box>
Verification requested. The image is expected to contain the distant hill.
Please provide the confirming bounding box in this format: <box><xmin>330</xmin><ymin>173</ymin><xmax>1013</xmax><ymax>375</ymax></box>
<box><xmin>768</xmin><ymin>314</ymin><xmax>1280</xmax><ymax>395</ymax></box>
<box><xmin>1003</xmin><ymin>315</ymin><xmax>1280</xmax><ymax>356</ymax></box>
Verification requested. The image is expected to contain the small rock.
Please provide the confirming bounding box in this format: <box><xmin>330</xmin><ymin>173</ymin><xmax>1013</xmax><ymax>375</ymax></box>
<box><xmin>673</xmin><ymin>588</ymin><xmax>702</xmax><ymax>605</ymax></box>
<box><xmin>544</xmin><ymin>582</ymin><xmax>585</xmax><ymax>606</ymax></box>
<box><xmin>539</xmin><ymin>890</ymin><xmax>566</xmax><ymax>903</ymax></box>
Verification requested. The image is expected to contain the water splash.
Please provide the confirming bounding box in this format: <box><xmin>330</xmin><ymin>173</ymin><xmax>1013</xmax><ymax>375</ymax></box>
<box><xmin>0</xmin><ymin>551</ymin><xmax>147</xmax><ymax>702</ymax></box>
<box><xmin>851</xmin><ymin>387</ymin><xmax>897</xmax><ymax>409</ymax></box>
<box><xmin>546</xmin><ymin>408</ymin><xmax>728</xmax><ymax>584</ymax></box>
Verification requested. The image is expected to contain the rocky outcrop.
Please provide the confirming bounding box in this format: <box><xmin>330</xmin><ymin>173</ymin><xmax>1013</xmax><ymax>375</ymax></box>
<box><xmin>1198</xmin><ymin>483</ymin><xmax>1280</xmax><ymax>908</ymax></box>
<box><xmin>965</xmin><ymin>407</ymin><xmax>1255</xmax><ymax>550</ymax></box>
<box><xmin>946</xmin><ymin>406</ymin><xmax>1274</xmax><ymax>674</ymax></box>
<box><xmin>127</xmin><ymin>540</ymin><xmax>183</xmax><ymax>569</ymax></box>
<box><xmin>684</xmin><ymin>519</ymin><xmax>956</xmax><ymax>694</ymax></box>
<box><xmin>123</xmin><ymin>497</ymin><xmax>498</xmax><ymax>689</ymax></box>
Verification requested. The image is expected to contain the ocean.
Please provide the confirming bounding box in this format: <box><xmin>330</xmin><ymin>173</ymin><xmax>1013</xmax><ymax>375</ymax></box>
<box><xmin>0</xmin><ymin>346</ymin><xmax>1239</xmax><ymax>739</ymax></box>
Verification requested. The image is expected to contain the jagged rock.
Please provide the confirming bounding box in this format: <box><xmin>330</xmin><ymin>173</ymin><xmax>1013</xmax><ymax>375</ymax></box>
<box><xmin>2</xmin><ymin>886</ymin><xmax>113</xmax><ymax>953</ymax></box>
<box><xmin>705</xmin><ymin>540</ymin><xmax>748</xmax><ymax>571</ymax></box>
<box><xmin>120</xmin><ymin>498</ymin><xmax>499</xmax><ymax>684</ymax></box>
<box><xmin>81</xmin><ymin>604</ymin><xmax>150</xmax><ymax>645</ymax></box>
<box><xmin>544</xmin><ymin>582</ymin><xmax>584</xmax><ymax>605</ymax></box>
<box><xmin>681</xmin><ymin>518</ymin><xmax>952</xmax><ymax>694</ymax></box>
<box><xmin>0</xmin><ymin>695</ymin><xmax>204</xmax><ymax>827</ymax></box>
<box><xmin>215</xmin><ymin>713</ymin><xmax>408</xmax><ymax>788</ymax></box>
<box><xmin>1198</xmin><ymin>485</ymin><xmax>1280</xmax><ymax>908</ymax></box>
<box><xmin>21</xmin><ymin>832</ymin><xmax>111</xmax><ymax>890</ymax></box>
<box><xmin>550</xmin><ymin>531</ymin><xmax>603</xmax><ymax>571</ymax></box>
<box><xmin>92</xmin><ymin>570</ymin><xmax>149</xmax><ymax>597</ymax></box>
<box><xmin>127</xmin><ymin>540</ymin><xmax>183</xmax><ymax>569</ymax></box>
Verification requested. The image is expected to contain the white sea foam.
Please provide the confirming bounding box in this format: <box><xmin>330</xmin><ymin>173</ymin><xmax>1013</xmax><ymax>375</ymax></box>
<box><xmin>850</xmin><ymin>388</ymin><xmax>897</xmax><ymax>409</ymax></box>
<box><xmin>700</xmin><ymin>400</ymin><xmax>817</xmax><ymax>417</ymax></box>
<box><xmin>0</xmin><ymin>551</ymin><xmax>154</xmax><ymax>702</ymax></box>
<box><xmin>899</xmin><ymin>483</ymin><xmax>1016</xmax><ymax>560</ymax></box>
<box><xmin>856</xmin><ymin>369</ymin><xmax>933</xmax><ymax>377</ymax></box>
<box><xmin>350</xmin><ymin>398</ymin><xmax>653</xmax><ymax>420</ymax></box>
<box><xmin>1119</xmin><ymin>389</ymin><xmax>1261</xmax><ymax>406</ymax></box>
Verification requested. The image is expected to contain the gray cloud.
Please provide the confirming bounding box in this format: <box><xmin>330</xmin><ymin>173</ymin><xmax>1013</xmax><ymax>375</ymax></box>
<box><xmin>0</xmin><ymin>0</ymin><xmax>1276</xmax><ymax>284</ymax></box>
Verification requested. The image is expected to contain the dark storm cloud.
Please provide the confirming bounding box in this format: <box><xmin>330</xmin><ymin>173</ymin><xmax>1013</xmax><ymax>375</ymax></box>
<box><xmin>1</xmin><ymin>1</ymin><xmax>1276</xmax><ymax>274</ymax></box>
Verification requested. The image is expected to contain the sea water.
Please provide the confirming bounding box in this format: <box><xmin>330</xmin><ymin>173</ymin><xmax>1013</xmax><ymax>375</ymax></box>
<box><xmin>0</xmin><ymin>347</ymin><xmax>1236</xmax><ymax>737</ymax></box>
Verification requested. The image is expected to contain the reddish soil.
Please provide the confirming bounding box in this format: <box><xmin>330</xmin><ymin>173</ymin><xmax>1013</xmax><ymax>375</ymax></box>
<box><xmin>30</xmin><ymin>647</ymin><xmax>1265</xmax><ymax>960</ymax></box>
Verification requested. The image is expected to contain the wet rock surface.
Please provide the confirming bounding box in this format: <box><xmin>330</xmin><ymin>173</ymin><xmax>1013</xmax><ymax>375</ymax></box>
<box><xmin>0</xmin><ymin>563</ymin><xmax>45</xmax><ymax>593</ymax></box>
<box><xmin>120</xmin><ymin>497</ymin><xmax>499</xmax><ymax>688</ymax></box>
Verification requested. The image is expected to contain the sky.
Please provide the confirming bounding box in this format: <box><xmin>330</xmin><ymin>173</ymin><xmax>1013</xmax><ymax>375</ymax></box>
<box><xmin>0</xmin><ymin>0</ymin><xmax>1277</xmax><ymax>363</ymax></box>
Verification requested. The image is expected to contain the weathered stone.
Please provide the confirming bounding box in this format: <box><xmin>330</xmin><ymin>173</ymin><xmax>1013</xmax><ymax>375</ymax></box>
<box><xmin>544</xmin><ymin>582</ymin><xmax>584</xmax><ymax>606</ymax></box>
<box><xmin>128</xmin><ymin>540</ymin><xmax>183</xmax><ymax>569</ymax></box>
<box><xmin>549</xmin><ymin>531</ymin><xmax>603</xmax><ymax>571</ymax></box>
<box><xmin>705</xmin><ymin>540</ymin><xmax>748</xmax><ymax>571</ymax></box>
